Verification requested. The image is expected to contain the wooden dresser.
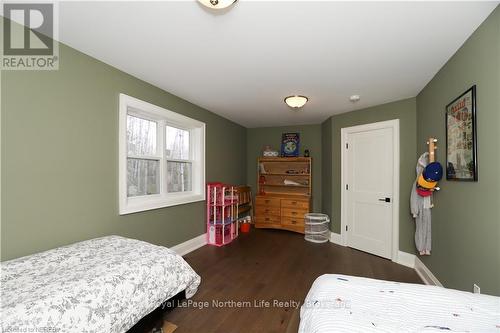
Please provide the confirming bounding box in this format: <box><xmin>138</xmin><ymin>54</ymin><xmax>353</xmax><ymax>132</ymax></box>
<box><xmin>254</xmin><ymin>157</ymin><xmax>311</xmax><ymax>234</ymax></box>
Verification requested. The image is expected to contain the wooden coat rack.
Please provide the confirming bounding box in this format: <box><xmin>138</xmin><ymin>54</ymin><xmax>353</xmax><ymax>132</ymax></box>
<box><xmin>427</xmin><ymin>137</ymin><xmax>437</xmax><ymax>163</ymax></box>
<box><xmin>426</xmin><ymin>137</ymin><xmax>440</xmax><ymax>191</ymax></box>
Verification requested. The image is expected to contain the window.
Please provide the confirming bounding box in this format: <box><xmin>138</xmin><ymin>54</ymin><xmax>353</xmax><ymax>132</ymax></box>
<box><xmin>165</xmin><ymin>126</ymin><xmax>192</xmax><ymax>193</ymax></box>
<box><xmin>119</xmin><ymin>94</ymin><xmax>205</xmax><ymax>214</ymax></box>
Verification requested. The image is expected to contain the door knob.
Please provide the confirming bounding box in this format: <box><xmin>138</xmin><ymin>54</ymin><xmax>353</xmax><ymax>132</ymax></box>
<box><xmin>378</xmin><ymin>198</ymin><xmax>391</xmax><ymax>203</ymax></box>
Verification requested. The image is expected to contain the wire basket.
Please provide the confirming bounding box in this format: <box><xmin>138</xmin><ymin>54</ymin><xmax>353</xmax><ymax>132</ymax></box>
<box><xmin>304</xmin><ymin>213</ymin><xmax>330</xmax><ymax>243</ymax></box>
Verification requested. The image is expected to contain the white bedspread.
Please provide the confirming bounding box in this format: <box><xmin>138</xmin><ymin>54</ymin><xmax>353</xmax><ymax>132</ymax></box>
<box><xmin>1</xmin><ymin>236</ymin><xmax>201</xmax><ymax>333</ymax></box>
<box><xmin>300</xmin><ymin>274</ymin><xmax>500</xmax><ymax>333</ymax></box>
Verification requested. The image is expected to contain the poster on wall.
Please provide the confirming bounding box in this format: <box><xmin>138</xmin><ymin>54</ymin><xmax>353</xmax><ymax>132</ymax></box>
<box><xmin>281</xmin><ymin>133</ymin><xmax>300</xmax><ymax>157</ymax></box>
<box><xmin>445</xmin><ymin>85</ymin><xmax>477</xmax><ymax>181</ymax></box>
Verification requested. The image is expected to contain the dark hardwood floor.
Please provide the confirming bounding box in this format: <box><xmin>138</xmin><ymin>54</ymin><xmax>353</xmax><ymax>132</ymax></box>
<box><xmin>160</xmin><ymin>227</ymin><xmax>422</xmax><ymax>333</ymax></box>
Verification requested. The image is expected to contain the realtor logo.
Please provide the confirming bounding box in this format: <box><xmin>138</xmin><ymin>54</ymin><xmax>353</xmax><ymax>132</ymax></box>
<box><xmin>1</xmin><ymin>2</ymin><xmax>59</xmax><ymax>70</ymax></box>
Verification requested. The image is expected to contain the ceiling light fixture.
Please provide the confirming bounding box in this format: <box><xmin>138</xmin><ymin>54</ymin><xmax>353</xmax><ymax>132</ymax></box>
<box><xmin>198</xmin><ymin>0</ymin><xmax>237</xmax><ymax>9</ymax></box>
<box><xmin>284</xmin><ymin>95</ymin><xmax>308</xmax><ymax>109</ymax></box>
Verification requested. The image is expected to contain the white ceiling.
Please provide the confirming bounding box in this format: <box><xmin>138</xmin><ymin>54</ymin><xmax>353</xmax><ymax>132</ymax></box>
<box><xmin>58</xmin><ymin>1</ymin><xmax>499</xmax><ymax>128</ymax></box>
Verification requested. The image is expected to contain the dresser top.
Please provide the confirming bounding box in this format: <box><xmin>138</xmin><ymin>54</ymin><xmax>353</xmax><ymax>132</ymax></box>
<box><xmin>256</xmin><ymin>193</ymin><xmax>311</xmax><ymax>200</ymax></box>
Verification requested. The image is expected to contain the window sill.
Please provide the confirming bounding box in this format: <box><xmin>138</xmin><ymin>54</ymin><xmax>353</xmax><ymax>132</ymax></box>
<box><xmin>119</xmin><ymin>193</ymin><xmax>205</xmax><ymax>215</ymax></box>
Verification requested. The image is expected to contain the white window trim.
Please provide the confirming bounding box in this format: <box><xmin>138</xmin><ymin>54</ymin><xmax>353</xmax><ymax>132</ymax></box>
<box><xmin>119</xmin><ymin>93</ymin><xmax>205</xmax><ymax>215</ymax></box>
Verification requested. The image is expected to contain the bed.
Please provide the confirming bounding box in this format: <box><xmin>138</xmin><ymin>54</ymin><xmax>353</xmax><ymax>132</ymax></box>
<box><xmin>299</xmin><ymin>274</ymin><xmax>500</xmax><ymax>332</ymax></box>
<box><xmin>1</xmin><ymin>236</ymin><xmax>201</xmax><ymax>333</ymax></box>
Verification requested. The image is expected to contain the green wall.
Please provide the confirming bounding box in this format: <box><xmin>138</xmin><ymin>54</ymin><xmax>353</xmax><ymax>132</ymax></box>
<box><xmin>1</xmin><ymin>42</ymin><xmax>246</xmax><ymax>261</ymax></box>
<box><xmin>321</xmin><ymin>118</ymin><xmax>333</xmax><ymax>220</ymax></box>
<box><xmin>246</xmin><ymin>125</ymin><xmax>322</xmax><ymax>212</ymax></box>
<box><xmin>416</xmin><ymin>6</ymin><xmax>500</xmax><ymax>295</ymax></box>
<box><xmin>325</xmin><ymin>98</ymin><xmax>418</xmax><ymax>254</ymax></box>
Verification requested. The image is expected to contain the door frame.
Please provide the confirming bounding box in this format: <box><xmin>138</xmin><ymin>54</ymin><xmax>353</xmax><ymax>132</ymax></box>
<box><xmin>340</xmin><ymin>119</ymin><xmax>400</xmax><ymax>262</ymax></box>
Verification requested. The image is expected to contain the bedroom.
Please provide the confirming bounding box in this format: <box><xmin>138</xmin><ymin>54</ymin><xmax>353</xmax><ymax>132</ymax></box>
<box><xmin>1</xmin><ymin>1</ymin><xmax>499</xmax><ymax>332</ymax></box>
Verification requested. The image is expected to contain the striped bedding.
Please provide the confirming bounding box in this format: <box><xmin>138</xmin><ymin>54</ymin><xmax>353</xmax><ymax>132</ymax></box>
<box><xmin>299</xmin><ymin>274</ymin><xmax>500</xmax><ymax>332</ymax></box>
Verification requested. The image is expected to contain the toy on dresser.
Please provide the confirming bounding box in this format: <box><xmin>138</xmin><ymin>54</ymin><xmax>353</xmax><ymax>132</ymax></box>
<box><xmin>262</xmin><ymin>145</ymin><xmax>279</xmax><ymax>157</ymax></box>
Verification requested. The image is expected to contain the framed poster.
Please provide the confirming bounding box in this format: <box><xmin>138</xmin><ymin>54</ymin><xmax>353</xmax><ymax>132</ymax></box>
<box><xmin>281</xmin><ymin>133</ymin><xmax>300</xmax><ymax>157</ymax></box>
<box><xmin>445</xmin><ymin>85</ymin><xmax>477</xmax><ymax>181</ymax></box>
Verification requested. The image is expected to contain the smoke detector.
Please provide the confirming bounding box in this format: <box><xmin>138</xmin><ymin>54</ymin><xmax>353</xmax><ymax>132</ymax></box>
<box><xmin>349</xmin><ymin>95</ymin><xmax>361</xmax><ymax>102</ymax></box>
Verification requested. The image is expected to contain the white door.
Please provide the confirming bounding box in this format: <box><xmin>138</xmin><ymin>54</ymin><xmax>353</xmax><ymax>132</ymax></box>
<box><xmin>343</xmin><ymin>121</ymin><xmax>398</xmax><ymax>259</ymax></box>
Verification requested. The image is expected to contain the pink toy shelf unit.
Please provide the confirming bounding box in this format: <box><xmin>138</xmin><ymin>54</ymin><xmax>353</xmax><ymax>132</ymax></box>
<box><xmin>206</xmin><ymin>182</ymin><xmax>239</xmax><ymax>246</ymax></box>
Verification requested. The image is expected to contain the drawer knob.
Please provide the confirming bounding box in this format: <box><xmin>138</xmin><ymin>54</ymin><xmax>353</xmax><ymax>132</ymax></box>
<box><xmin>291</xmin><ymin>220</ymin><xmax>297</xmax><ymax>224</ymax></box>
<box><xmin>265</xmin><ymin>218</ymin><xmax>270</xmax><ymax>221</ymax></box>
<box><xmin>292</xmin><ymin>212</ymin><xmax>297</xmax><ymax>215</ymax></box>
<box><xmin>291</xmin><ymin>201</ymin><xmax>297</xmax><ymax>205</ymax></box>
<box><xmin>265</xmin><ymin>200</ymin><xmax>270</xmax><ymax>203</ymax></box>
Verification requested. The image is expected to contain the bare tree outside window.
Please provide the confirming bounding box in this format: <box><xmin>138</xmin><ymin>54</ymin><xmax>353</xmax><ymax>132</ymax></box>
<box><xmin>166</xmin><ymin>126</ymin><xmax>192</xmax><ymax>192</ymax></box>
<box><xmin>126</xmin><ymin>115</ymin><xmax>159</xmax><ymax>196</ymax></box>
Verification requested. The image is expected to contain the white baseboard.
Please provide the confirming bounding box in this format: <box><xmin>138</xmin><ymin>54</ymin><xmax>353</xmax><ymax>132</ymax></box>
<box><xmin>329</xmin><ymin>232</ymin><xmax>342</xmax><ymax>245</ymax></box>
<box><xmin>170</xmin><ymin>233</ymin><xmax>207</xmax><ymax>256</ymax></box>
<box><xmin>396</xmin><ymin>250</ymin><xmax>416</xmax><ymax>268</ymax></box>
<box><xmin>414</xmin><ymin>256</ymin><xmax>443</xmax><ymax>287</ymax></box>
<box><xmin>395</xmin><ymin>251</ymin><xmax>442</xmax><ymax>286</ymax></box>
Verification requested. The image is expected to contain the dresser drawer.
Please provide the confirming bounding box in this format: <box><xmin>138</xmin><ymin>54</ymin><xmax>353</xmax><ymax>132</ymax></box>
<box><xmin>281</xmin><ymin>216</ymin><xmax>304</xmax><ymax>226</ymax></box>
<box><xmin>255</xmin><ymin>206</ymin><xmax>280</xmax><ymax>216</ymax></box>
<box><xmin>281</xmin><ymin>207</ymin><xmax>308</xmax><ymax>218</ymax></box>
<box><xmin>255</xmin><ymin>197</ymin><xmax>281</xmax><ymax>207</ymax></box>
<box><xmin>255</xmin><ymin>215</ymin><xmax>281</xmax><ymax>224</ymax></box>
<box><xmin>281</xmin><ymin>199</ymin><xmax>309</xmax><ymax>209</ymax></box>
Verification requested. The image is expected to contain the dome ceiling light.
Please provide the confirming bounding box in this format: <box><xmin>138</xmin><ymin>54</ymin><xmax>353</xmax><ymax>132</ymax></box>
<box><xmin>198</xmin><ymin>0</ymin><xmax>237</xmax><ymax>9</ymax></box>
<box><xmin>284</xmin><ymin>95</ymin><xmax>308</xmax><ymax>109</ymax></box>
